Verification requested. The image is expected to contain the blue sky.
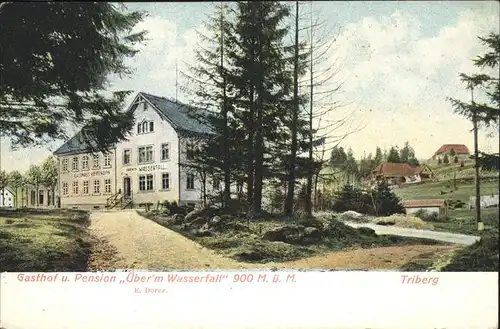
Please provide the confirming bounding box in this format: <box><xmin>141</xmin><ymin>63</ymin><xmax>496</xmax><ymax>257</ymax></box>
<box><xmin>2</xmin><ymin>1</ymin><xmax>499</xmax><ymax>173</ymax></box>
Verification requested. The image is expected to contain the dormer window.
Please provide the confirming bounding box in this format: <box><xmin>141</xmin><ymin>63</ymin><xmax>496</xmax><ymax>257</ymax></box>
<box><xmin>137</xmin><ymin>119</ymin><xmax>154</xmax><ymax>134</ymax></box>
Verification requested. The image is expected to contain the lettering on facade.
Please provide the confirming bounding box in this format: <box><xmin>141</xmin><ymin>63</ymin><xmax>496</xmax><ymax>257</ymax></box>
<box><xmin>73</xmin><ymin>170</ymin><xmax>111</xmax><ymax>179</ymax></box>
<box><xmin>126</xmin><ymin>164</ymin><xmax>168</xmax><ymax>173</ymax></box>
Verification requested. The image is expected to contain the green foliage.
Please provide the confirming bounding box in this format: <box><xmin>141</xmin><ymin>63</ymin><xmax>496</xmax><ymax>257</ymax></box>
<box><xmin>331</xmin><ymin>185</ymin><xmax>369</xmax><ymax>214</ymax></box>
<box><xmin>442</xmin><ymin>231</ymin><xmax>499</xmax><ymax>271</ymax></box>
<box><xmin>387</xmin><ymin>146</ymin><xmax>401</xmax><ymax>163</ymax></box>
<box><xmin>448</xmin><ymin>32</ymin><xmax>499</xmax><ymax>171</ymax></box>
<box><xmin>0</xmin><ymin>3</ymin><xmax>146</xmax><ymax>151</ymax></box>
<box><xmin>371</xmin><ymin>181</ymin><xmax>405</xmax><ymax>216</ymax></box>
<box><xmin>449</xmin><ymin>148</ymin><xmax>456</xmax><ymax>156</ymax></box>
<box><xmin>0</xmin><ymin>171</ymin><xmax>8</xmax><ymax>189</ymax></box>
<box><xmin>413</xmin><ymin>209</ymin><xmax>439</xmax><ymax>222</ymax></box>
<box><xmin>331</xmin><ymin>181</ymin><xmax>404</xmax><ymax>216</ymax></box>
<box><xmin>454</xmin><ymin>155</ymin><xmax>459</xmax><ymax>163</ymax></box>
<box><xmin>438</xmin><ymin>158</ymin><xmax>443</xmax><ymax>165</ymax></box>
<box><xmin>443</xmin><ymin>154</ymin><xmax>450</xmax><ymax>164</ymax></box>
<box><xmin>330</xmin><ymin>146</ymin><xmax>348</xmax><ymax>168</ymax></box>
<box><xmin>374</xmin><ymin>147</ymin><xmax>383</xmax><ymax>167</ymax></box>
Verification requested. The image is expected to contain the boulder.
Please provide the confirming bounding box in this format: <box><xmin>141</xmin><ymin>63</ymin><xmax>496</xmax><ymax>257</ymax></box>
<box><xmin>302</xmin><ymin>227</ymin><xmax>322</xmax><ymax>245</ymax></box>
<box><xmin>171</xmin><ymin>213</ymin><xmax>185</xmax><ymax>224</ymax></box>
<box><xmin>210</xmin><ymin>215</ymin><xmax>222</xmax><ymax>224</ymax></box>
<box><xmin>357</xmin><ymin>227</ymin><xmax>377</xmax><ymax>237</ymax></box>
<box><xmin>184</xmin><ymin>206</ymin><xmax>220</xmax><ymax>222</ymax></box>
<box><xmin>189</xmin><ymin>216</ymin><xmax>211</xmax><ymax>227</ymax></box>
<box><xmin>192</xmin><ymin>228</ymin><xmax>213</xmax><ymax>237</ymax></box>
<box><xmin>263</xmin><ymin>224</ymin><xmax>304</xmax><ymax>244</ymax></box>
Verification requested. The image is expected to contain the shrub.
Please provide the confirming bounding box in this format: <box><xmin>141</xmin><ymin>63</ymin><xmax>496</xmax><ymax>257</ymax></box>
<box><xmin>413</xmin><ymin>209</ymin><xmax>439</xmax><ymax>222</ymax></box>
<box><xmin>163</xmin><ymin>201</ymin><xmax>191</xmax><ymax>215</ymax></box>
<box><xmin>443</xmin><ymin>231</ymin><xmax>499</xmax><ymax>271</ymax></box>
<box><xmin>331</xmin><ymin>185</ymin><xmax>369</xmax><ymax>213</ymax></box>
<box><xmin>332</xmin><ymin>181</ymin><xmax>405</xmax><ymax>216</ymax></box>
<box><xmin>371</xmin><ymin>181</ymin><xmax>406</xmax><ymax>216</ymax></box>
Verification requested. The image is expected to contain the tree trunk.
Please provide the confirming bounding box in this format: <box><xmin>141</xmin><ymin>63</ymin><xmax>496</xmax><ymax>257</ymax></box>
<box><xmin>284</xmin><ymin>1</ymin><xmax>300</xmax><ymax>217</ymax></box>
<box><xmin>252</xmin><ymin>4</ymin><xmax>264</xmax><ymax>216</ymax></box>
<box><xmin>220</xmin><ymin>3</ymin><xmax>231</xmax><ymax>208</ymax></box>
<box><xmin>472</xmin><ymin>87</ymin><xmax>482</xmax><ymax>229</ymax></box>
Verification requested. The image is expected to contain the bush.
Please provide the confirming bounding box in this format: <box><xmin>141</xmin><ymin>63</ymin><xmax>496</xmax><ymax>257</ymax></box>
<box><xmin>442</xmin><ymin>231</ymin><xmax>499</xmax><ymax>271</ymax></box>
<box><xmin>163</xmin><ymin>201</ymin><xmax>192</xmax><ymax>216</ymax></box>
<box><xmin>413</xmin><ymin>209</ymin><xmax>439</xmax><ymax>222</ymax></box>
<box><xmin>331</xmin><ymin>181</ymin><xmax>405</xmax><ymax>217</ymax></box>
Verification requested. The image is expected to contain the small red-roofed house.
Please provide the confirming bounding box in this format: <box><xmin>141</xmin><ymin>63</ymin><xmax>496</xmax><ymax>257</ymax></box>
<box><xmin>433</xmin><ymin>144</ymin><xmax>470</xmax><ymax>161</ymax></box>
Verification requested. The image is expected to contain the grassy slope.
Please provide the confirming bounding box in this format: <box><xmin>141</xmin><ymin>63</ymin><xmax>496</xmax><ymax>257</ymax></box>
<box><xmin>0</xmin><ymin>209</ymin><xmax>92</xmax><ymax>271</ymax></box>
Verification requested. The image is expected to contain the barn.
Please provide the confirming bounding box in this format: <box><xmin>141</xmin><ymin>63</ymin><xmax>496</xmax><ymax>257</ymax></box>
<box><xmin>403</xmin><ymin>199</ymin><xmax>447</xmax><ymax>216</ymax></box>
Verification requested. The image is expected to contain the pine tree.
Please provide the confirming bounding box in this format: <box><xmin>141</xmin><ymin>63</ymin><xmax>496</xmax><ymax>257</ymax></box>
<box><xmin>372</xmin><ymin>181</ymin><xmax>405</xmax><ymax>216</ymax></box>
<box><xmin>229</xmin><ymin>1</ymin><xmax>296</xmax><ymax>216</ymax></box>
<box><xmin>454</xmin><ymin>155</ymin><xmax>459</xmax><ymax>163</ymax></box>
<box><xmin>443</xmin><ymin>154</ymin><xmax>450</xmax><ymax>164</ymax></box>
<box><xmin>387</xmin><ymin>147</ymin><xmax>401</xmax><ymax>163</ymax></box>
<box><xmin>374</xmin><ymin>147</ymin><xmax>383</xmax><ymax>166</ymax></box>
<box><xmin>182</xmin><ymin>3</ymin><xmax>237</xmax><ymax>208</ymax></box>
<box><xmin>0</xmin><ymin>3</ymin><xmax>146</xmax><ymax>151</ymax></box>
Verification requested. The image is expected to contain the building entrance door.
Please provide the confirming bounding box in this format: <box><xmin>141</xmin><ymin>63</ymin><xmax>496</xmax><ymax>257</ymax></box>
<box><xmin>123</xmin><ymin>177</ymin><xmax>131</xmax><ymax>199</ymax></box>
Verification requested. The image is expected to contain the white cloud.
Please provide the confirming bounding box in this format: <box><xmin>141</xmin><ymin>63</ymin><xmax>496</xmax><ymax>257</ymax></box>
<box><xmin>322</xmin><ymin>7</ymin><xmax>500</xmax><ymax>159</ymax></box>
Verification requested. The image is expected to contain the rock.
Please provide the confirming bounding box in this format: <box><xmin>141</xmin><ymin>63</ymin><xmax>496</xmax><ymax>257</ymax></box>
<box><xmin>341</xmin><ymin>210</ymin><xmax>364</xmax><ymax>219</ymax></box>
<box><xmin>192</xmin><ymin>229</ymin><xmax>213</xmax><ymax>237</ymax></box>
<box><xmin>210</xmin><ymin>215</ymin><xmax>222</xmax><ymax>224</ymax></box>
<box><xmin>357</xmin><ymin>227</ymin><xmax>377</xmax><ymax>236</ymax></box>
<box><xmin>302</xmin><ymin>226</ymin><xmax>322</xmax><ymax>245</ymax></box>
<box><xmin>184</xmin><ymin>206</ymin><xmax>220</xmax><ymax>222</ymax></box>
<box><xmin>171</xmin><ymin>213</ymin><xmax>184</xmax><ymax>224</ymax></box>
<box><xmin>189</xmin><ymin>216</ymin><xmax>210</xmax><ymax>227</ymax></box>
<box><xmin>263</xmin><ymin>225</ymin><xmax>305</xmax><ymax>245</ymax></box>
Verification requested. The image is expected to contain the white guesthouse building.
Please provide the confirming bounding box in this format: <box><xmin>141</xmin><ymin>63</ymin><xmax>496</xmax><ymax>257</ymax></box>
<box><xmin>53</xmin><ymin>92</ymin><xmax>218</xmax><ymax>210</ymax></box>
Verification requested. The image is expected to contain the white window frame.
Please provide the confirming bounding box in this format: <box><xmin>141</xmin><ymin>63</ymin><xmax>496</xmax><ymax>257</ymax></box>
<box><xmin>161</xmin><ymin>172</ymin><xmax>170</xmax><ymax>190</ymax></box>
<box><xmin>104</xmin><ymin>179</ymin><xmax>112</xmax><ymax>194</ymax></box>
<box><xmin>83</xmin><ymin>180</ymin><xmax>89</xmax><ymax>195</ymax></box>
<box><xmin>137</xmin><ymin>120</ymin><xmax>154</xmax><ymax>135</ymax></box>
<box><xmin>104</xmin><ymin>153</ymin><xmax>111</xmax><ymax>167</ymax></box>
<box><xmin>139</xmin><ymin>174</ymin><xmax>154</xmax><ymax>192</ymax></box>
<box><xmin>186</xmin><ymin>173</ymin><xmax>195</xmax><ymax>190</ymax></box>
<box><xmin>92</xmin><ymin>154</ymin><xmax>100</xmax><ymax>169</ymax></box>
<box><xmin>72</xmin><ymin>181</ymin><xmax>79</xmax><ymax>195</ymax></box>
<box><xmin>72</xmin><ymin>156</ymin><xmax>79</xmax><ymax>171</ymax></box>
<box><xmin>123</xmin><ymin>149</ymin><xmax>131</xmax><ymax>165</ymax></box>
<box><xmin>82</xmin><ymin>155</ymin><xmax>89</xmax><ymax>170</ymax></box>
<box><xmin>161</xmin><ymin>143</ymin><xmax>170</xmax><ymax>161</ymax></box>
<box><xmin>138</xmin><ymin>145</ymin><xmax>154</xmax><ymax>164</ymax></box>
<box><xmin>93</xmin><ymin>180</ymin><xmax>100</xmax><ymax>194</ymax></box>
<box><xmin>62</xmin><ymin>182</ymin><xmax>68</xmax><ymax>196</ymax></box>
<box><xmin>62</xmin><ymin>158</ymin><xmax>69</xmax><ymax>172</ymax></box>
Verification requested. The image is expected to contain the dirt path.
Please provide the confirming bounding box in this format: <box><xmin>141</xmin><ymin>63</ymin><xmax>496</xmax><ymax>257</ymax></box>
<box><xmin>277</xmin><ymin>245</ymin><xmax>457</xmax><ymax>270</ymax></box>
<box><xmin>88</xmin><ymin>210</ymin><xmax>460</xmax><ymax>271</ymax></box>
<box><xmin>88</xmin><ymin>210</ymin><xmax>249</xmax><ymax>270</ymax></box>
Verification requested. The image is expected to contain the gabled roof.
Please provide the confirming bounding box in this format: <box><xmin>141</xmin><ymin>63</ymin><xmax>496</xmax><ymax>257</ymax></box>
<box><xmin>403</xmin><ymin>199</ymin><xmax>445</xmax><ymax>208</ymax></box>
<box><xmin>414</xmin><ymin>164</ymin><xmax>433</xmax><ymax>174</ymax></box>
<box><xmin>53</xmin><ymin>131</ymin><xmax>97</xmax><ymax>156</ymax></box>
<box><xmin>435</xmin><ymin>144</ymin><xmax>469</xmax><ymax>155</ymax></box>
<box><xmin>54</xmin><ymin>92</ymin><xmax>213</xmax><ymax>156</ymax></box>
<box><xmin>372</xmin><ymin>162</ymin><xmax>416</xmax><ymax>177</ymax></box>
<box><xmin>140</xmin><ymin>92</ymin><xmax>213</xmax><ymax>136</ymax></box>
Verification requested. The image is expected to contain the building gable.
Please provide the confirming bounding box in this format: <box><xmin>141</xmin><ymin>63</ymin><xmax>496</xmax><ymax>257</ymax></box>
<box><xmin>53</xmin><ymin>92</ymin><xmax>213</xmax><ymax>156</ymax></box>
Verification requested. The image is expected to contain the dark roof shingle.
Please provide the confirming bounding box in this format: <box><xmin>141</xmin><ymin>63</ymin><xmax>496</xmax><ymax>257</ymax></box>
<box><xmin>54</xmin><ymin>92</ymin><xmax>213</xmax><ymax>156</ymax></box>
<box><xmin>435</xmin><ymin>144</ymin><xmax>469</xmax><ymax>155</ymax></box>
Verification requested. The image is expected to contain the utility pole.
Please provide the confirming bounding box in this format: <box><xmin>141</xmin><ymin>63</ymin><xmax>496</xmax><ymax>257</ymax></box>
<box><xmin>0</xmin><ymin>133</ymin><xmax>3</xmax><ymax>207</ymax></box>
<box><xmin>471</xmin><ymin>86</ymin><xmax>483</xmax><ymax>231</ymax></box>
